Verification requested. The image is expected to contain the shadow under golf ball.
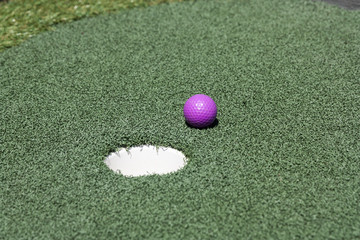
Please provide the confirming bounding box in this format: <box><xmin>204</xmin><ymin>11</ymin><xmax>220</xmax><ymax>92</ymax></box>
<box><xmin>185</xmin><ymin>118</ymin><xmax>219</xmax><ymax>129</ymax></box>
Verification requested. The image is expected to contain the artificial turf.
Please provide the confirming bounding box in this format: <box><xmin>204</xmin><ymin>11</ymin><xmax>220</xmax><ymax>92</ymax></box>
<box><xmin>0</xmin><ymin>0</ymin><xmax>185</xmax><ymax>52</ymax></box>
<box><xmin>1</xmin><ymin>0</ymin><xmax>360</xmax><ymax>238</ymax></box>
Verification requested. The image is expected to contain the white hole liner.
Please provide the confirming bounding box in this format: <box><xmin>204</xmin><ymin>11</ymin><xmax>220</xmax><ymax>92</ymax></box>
<box><xmin>104</xmin><ymin>145</ymin><xmax>188</xmax><ymax>177</ymax></box>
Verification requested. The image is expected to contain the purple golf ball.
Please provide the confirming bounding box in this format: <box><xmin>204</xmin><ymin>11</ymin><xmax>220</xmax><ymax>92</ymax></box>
<box><xmin>183</xmin><ymin>94</ymin><xmax>217</xmax><ymax>128</ymax></box>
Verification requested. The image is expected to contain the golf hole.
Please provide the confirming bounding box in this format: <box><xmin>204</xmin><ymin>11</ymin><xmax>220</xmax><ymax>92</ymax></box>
<box><xmin>104</xmin><ymin>145</ymin><xmax>188</xmax><ymax>177</ymax></box>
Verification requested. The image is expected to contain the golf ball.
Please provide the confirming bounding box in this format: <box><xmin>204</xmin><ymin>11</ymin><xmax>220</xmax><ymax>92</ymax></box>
<box><xmin>183</xmin><ymin>94</ymin><xmax>217</xmax><ymax>128</ymax></box>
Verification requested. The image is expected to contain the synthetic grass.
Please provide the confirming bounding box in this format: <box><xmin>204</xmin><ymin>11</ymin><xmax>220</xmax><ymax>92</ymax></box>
<box><xmin>0</xmin><ymin>0</ymin><xmax>185</xmax><ymax>52</ymax></box>
<box><xmin>1</xmin><ymin>0</ymin><xmax>360</xmax><ymax>238</ymax></box>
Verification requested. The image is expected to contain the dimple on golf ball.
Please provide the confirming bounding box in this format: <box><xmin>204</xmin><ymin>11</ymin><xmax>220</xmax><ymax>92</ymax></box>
<box><xmin>183</xmin><ymin>94</ymin><xmax>217</xmax><ymax>128</ymax></box>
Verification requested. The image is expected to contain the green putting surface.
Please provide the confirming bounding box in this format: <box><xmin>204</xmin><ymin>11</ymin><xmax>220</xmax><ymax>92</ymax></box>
<box><xmin>1</xmin><ymin>0</ymin><xmax>360</xmax><ymax>238</ymax></box>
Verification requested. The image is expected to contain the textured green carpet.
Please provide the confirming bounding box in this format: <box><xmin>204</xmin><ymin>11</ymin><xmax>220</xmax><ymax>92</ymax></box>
<box><xmin>1</xmin><ymin>0</ymin><xmax>360</xmax><ymax>239</ymax></box>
